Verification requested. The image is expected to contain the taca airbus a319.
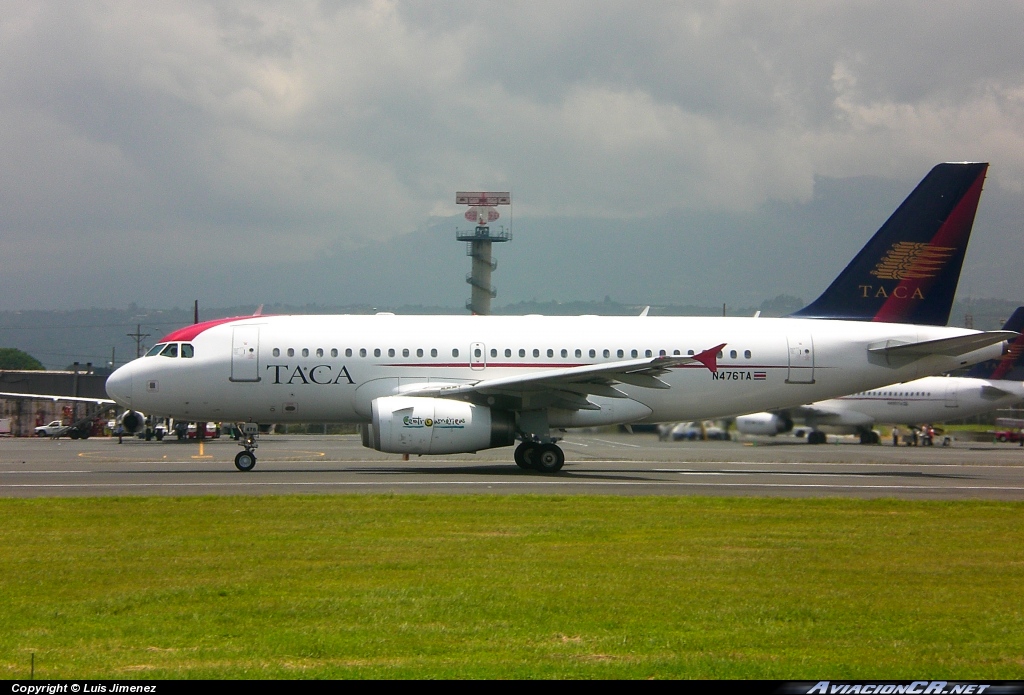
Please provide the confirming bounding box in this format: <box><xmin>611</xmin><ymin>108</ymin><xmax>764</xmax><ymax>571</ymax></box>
<box><xmin>104</xmin><ymin>162</ymin><xmax>1013</xmax><ymax>472</ymax></box>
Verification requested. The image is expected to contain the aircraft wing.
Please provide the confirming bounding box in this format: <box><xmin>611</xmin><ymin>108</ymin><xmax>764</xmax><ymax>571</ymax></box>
<box><xmin>0</xmin><ymin>391</ymin><xmax>115</xmax><ymax>405</ymax></box>
<box><xmin>868</xmin><ymin>331</ymin><xmax>1017</xmax><ymax>358</ymax></box>
<box><xmin>402</xmin><ymin>344</ymin><xmax>726</xmax><ymax>410</ymax></box>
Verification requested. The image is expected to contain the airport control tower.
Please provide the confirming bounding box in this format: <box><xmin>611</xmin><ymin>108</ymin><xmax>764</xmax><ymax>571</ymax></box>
<box><xmin>456</xmin><ymin>191</ymin><xmax>512</xmax><ymax>315</ymax></box>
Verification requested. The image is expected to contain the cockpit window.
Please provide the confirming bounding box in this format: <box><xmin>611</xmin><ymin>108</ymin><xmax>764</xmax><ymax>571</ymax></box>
<box><xmin>160</xmin><ymin>343</ymin><xmax>179</xmax><ymax>358</ymax></box>
<box><xmin>146</xmin><ymin>344</ymin><xmax>165</xmax><ymax>357</ymax></box>
<box><xmin>181</xmin><ymin>343</ymin><xmax>194</xmax><ymax>358</ymax></box>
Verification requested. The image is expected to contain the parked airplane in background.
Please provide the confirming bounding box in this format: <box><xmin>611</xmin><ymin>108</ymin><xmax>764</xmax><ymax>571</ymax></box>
<box><xmin>105</xmin><ymin>162</ymin><xmax>1013</xmax><ymax>472</ymax></box>
<box><xmin>736</xmin><ymin>308</ymin><xmax>1024</xmax><ymax>443</ymax></box>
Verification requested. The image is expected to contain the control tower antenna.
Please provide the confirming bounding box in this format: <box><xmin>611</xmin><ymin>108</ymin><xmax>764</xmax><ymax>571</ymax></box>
<box><xmin>455</xmin><ymin>191</ymin><xmax>512</xmax><ymax>315</ymax></box>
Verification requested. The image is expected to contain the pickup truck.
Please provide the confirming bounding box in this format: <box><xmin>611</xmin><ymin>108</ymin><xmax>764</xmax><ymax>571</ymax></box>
<box><xmin>35</xmin><ymin>420</ymin><xmax>67</xmax><ymax>437</ymax></box>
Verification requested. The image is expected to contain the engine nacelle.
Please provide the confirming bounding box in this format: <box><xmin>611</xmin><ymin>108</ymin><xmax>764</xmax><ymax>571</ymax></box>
<box><xmin>735</xmin><ymin>412</ymin><xmax>793</xmax><ymax>436</ymax></box>
<box><xmin>366</xmin><ymin>396</ymin><xmax>516</xmax><ymax>455</ymax></box>
<box><xmin>119</xmin><ymin>410</ymin><xmax>147</xmax><ymax>434</ymax></box>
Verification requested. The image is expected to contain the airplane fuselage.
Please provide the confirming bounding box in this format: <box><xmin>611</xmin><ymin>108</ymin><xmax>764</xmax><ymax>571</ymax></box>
<box><xmin>106</xmin><ymin>314</ymin><xmax>1004</xmax><ymax>428</ymax></box>
<box><xmin>810</xmin><ymin>375</ymin><xmax>1024</xmax><ymax>429</ymax></box>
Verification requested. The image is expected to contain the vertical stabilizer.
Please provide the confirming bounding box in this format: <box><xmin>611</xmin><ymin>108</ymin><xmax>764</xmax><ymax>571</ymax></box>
<box><xmin>791</xmin><ymin>163</ymin><xmax>988</xmax><ymax>325</ymax></box>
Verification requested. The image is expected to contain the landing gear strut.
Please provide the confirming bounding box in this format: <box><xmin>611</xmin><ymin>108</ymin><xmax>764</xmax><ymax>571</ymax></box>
<box><xmin>234</xmin><ymin>422</ymin><xmax>260</xmax><ymax>472</ymax></box>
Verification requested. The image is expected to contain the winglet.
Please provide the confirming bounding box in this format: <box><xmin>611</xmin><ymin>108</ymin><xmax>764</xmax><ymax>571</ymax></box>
<box><xmin>694</xmin><ymin>343</ymin><xmax>726</xmax><ymax>373</ymax></box>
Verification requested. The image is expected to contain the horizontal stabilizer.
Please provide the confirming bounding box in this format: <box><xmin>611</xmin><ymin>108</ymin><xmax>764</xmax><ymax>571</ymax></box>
<box><xmin>980</xmin><ymin>384</ymin><xmax>1016</xmax><ymax>400</ymax></box>
<box><xmin>867</xmin><ymin>331</ymin><xmax>1016</xmax><ymax>358</ymax></box>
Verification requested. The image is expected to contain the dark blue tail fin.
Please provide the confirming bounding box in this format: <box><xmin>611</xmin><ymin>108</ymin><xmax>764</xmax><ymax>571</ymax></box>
<box><xmin>965</xmin><ymin>307</ymin><xmax>1024</xmax><ymax>380</ymax></box>
<box><xmin>790</xmin><ymin>162</ymin><xmax>988</xmax><ymax>325</ymax></box>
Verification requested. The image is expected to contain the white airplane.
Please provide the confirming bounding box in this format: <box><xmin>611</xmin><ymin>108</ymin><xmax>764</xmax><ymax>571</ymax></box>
<box><xmin>735</xmin><ymin>308</ymin><xmax>1024</xmax><ymax>443</ymax></box>
<box><xmin>104</xmin><ymin>162</ymin><xmax>1014</xmax><ymax>472</ymax></box>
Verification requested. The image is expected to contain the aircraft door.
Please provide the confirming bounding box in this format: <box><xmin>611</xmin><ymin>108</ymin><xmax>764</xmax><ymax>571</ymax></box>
<box><xmin>470</xmin><ymin>342</ymin><xmax>486</xmax><ymax>371</ymax></box>
<box><xmin>945</xmin><ymin>382</ymin><xmax>960</xmax><ymax>408</ymax></box>
<box><xmin>230</xmin><ymin>326</ymin><xmax>261</xmax><ymax>382</ymax></box>
<box><xmin>786</xmin><ymin>334</ymin><xmax>815</xmax><ymax>384</ymax></box>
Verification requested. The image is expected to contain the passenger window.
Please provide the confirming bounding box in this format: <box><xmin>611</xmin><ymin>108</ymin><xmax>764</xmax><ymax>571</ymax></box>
<box><xmin>475</xmin><ymin>348</ymin><xmax>482</xmax><ymax>358</ymax></box>
<box><xmin>730</xmin><ymin>350</ymin><xmax>737</xmax><ymax>359</ymax></box>
<box><xmin>547</xmin><ymin>349</ymin><xmax>553</xmax><ymax>358</ymax></box>
<box><xmin>287</xmin><ymin>348</ymin><xmax>295</xmax><ymax>357</ymax></box>
<box><xmin>417</xmin><ymin>349</ymin><xmax>423</xmax><ymax>357</ymax></box>
<box><xmin>561</xmin><ymin>349</ymin><xmax>568</xmax><ymax>358</ymax></box>
<box><xmin>181</xmin><ymin>344</ymin><xmax>194</xmax><ymax>358</ymax></box>
<box><xmin>403</xmin><ymin>348</ymin><xmax>409</xmax><ymax>357</ymax></box>
<box><xmin>575</xmin><ymin>349</ymin><xmax>582</xmax><ymax>358</ymax></box>
<box><xmin>374</xmin><ymin>348</ymin><xmax>381</xmax><ymax>357</ymax></box>
<box><xmin>359</xmin><ymin>348</ymin><xmax>367</xmax><ymax>357</ymax></box>
<box><xmin>388</xmin><ymin>349</ymin><xmax>395</xmax><ymax>357</ymax></box>
<box><xmin>645</xmin><ymin>350</ymin><xmax>652</xmax><ymax>357</ymax></box>
<box><xmin>659</xmin><ymin>350</ymin><xmax>666</xmax><ymax>357</ymax></box>
<box><xmin>331</xmin><ymin>349</ymin><xmax>339</xmax><ymax>357</ymax></box>
<box><xmin>673</xmin><ymin>350</ymin><xmax>680</xmax><ymax>356</ymax></box>
<box><xmin>519</xmin><ymin>349</ymin><xmax>526</xmax><ymax>357</ymax></box>
<box><xmin>491</xmin><ymin>349</ymin><xmax>497</xmax><ymax>357</ymax></box>
<box><xmin>533</xmin><ymin>349</ymin><xmax>540</xmax><ymax>357</ymax></box>
<box><xmin>160</xmin><ymin>344</ymin><xmax>178</xmax><ymax>358</ymax></box>
<box><xmin>316</xmin><ymin>348</ymin><xmax>324</xmax><ymax>357</ymax></box>
<box><xmin>431</xmin><ymin>349</ymin><xmax>437</xmax><ymax>357</ymax></box>
<box><xmin>744</xmin><ymin>350</ymin><xmax>751</xmax><ymax>359</ymax></box>
<box><xmin>505</xmin><ymin>349</ymin><xmax>512</xmax><ymax>358</ymax></box>
<box><xmin>687</xmin><ymin>350</ymin><xmax>694</xmax><ymax>355</ymax></box>
<box><xmin>452</xmin><ymin>349</ymin><xmax>459</xmax><ymax>358</ymax></box>
<box><xmin>617</xmin><ymin>349</ymin><xmax>624</xmax><ymax>358</ymax></box>
<box><xmin>272</xmin><ymin>348</ymin><xmax>281</xmax><ymax>357</ymax></box>
<box><xmin>589</xmin><ymin>349</ymin><xmax>596</xmax><ymax>358</ymax></box>
<box><xmin>631</xmin><ymin>350</ymin><xmax>638</xmax><ymax>358</ymax></box>
<box><xmin>603</xmin><ymin>349</ymin><xmax>610</xmax><ymax>358</ymax></box>
<box><xmin>302</xmin><ymin>348</ymin><xmax>309</xmax><ymax>357</ymax></box>
<box><xmin>717</xmin><ymin>351</ymin><xmax>724</xmax><ymax>359</ymax></box>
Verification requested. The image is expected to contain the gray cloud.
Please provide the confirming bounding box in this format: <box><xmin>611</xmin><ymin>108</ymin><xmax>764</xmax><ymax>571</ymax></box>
<box><xmin>0</xmin><ymin>1</ymin><xmax>1022</xmax><ymax>310</ymax></box>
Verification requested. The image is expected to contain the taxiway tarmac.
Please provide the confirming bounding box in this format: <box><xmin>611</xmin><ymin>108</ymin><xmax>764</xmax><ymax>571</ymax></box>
<box><xmin>3</xmin><ymin>432</ymin><xmax>1024</xmax><ymax>499</ymax></box>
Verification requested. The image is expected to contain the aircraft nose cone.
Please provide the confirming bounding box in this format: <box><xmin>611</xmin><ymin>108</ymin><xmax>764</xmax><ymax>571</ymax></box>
<box><xmin>106</xmin><ymin>365</ymin><xmax>132</xmax><ymax>406</ymax></box>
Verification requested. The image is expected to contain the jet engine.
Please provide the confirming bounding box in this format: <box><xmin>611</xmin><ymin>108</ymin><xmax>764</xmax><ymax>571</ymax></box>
<box><xmin>119</xmin><ymin>410</ymin><xmax>147</xmax><ymax>434</ymax></box>
<box><xmin>364</xmin><ymin>396</ymin><xmax>516</xmax><ymax>455</ymax></box>
<box><xmin>735</xmin><ymin>412</ymin><xmax>794</xmax><ymax>436</ymax></box>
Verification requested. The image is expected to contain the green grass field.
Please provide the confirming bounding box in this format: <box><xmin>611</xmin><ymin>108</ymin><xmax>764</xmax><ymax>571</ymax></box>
<box><xmin>1</xmin><ymin>495</ymin><xmax>1022</xmax><ymax>679</ymax></box>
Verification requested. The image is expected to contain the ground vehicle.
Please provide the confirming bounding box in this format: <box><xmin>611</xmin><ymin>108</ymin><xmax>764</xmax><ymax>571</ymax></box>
<box><xmin>670</xmin><ymin>421</ymin><xmax>729</xmax><ymax>441</ymax></box>
<box><xmin>186</xmin><ymin>422</ymin><xmax>220</xmax><ymax>439</ymax></box>
<box><xmin>35</xmin><ymin>420</ymin><xmax>66</xmax><ymax>436</ymax></box>
<box><xmin>993</xmin><ymin>430</ymin><xmax>1022</xmax><ymax>443</ymax></box>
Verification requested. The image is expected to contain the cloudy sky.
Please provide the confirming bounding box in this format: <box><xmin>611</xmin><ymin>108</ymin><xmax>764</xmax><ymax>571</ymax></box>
<box><xmin>2</xmin><ymin>0</ymin><xmax>1023</xmax><ymax>312</ymax></box>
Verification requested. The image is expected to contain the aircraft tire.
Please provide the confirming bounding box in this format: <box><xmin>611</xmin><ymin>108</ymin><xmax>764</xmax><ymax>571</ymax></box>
<box><xmin>534</xmin><ymin>443</ymin><xmax>565</xmax><ymax>473</ymax></box>
<box><xmin>234</xmin><ymin>451</ymin><xmax>257</xmax><ymax>472</ymax></box>
<box><xmin>514</xmin><ymin>442</ymin><xmax>536</xmax><ymax>469</ymax></box>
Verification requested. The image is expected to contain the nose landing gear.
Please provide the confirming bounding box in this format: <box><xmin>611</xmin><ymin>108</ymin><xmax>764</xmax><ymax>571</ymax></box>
<box><xmin>234</xmin><ymin>422</ymin><xmax>260</xmax><ymax>472</ymax></box>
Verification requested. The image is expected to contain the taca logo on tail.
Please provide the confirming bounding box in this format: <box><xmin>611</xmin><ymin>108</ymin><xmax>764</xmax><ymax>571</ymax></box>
<box><xmin>791</xmin><ymin>162</ymin><xmax>988</xmax><ymax>326</ymax></box>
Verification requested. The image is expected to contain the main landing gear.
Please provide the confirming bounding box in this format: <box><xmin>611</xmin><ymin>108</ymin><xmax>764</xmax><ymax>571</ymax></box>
<box><xmin>514</xmin><ymin>441</ymin><xmax>565</xmax><ymax>472</ymax></box>
<box><xmin>234</xmin><ymin>422</ymin><xmax>260</xmax><ymax>472</ymax></box>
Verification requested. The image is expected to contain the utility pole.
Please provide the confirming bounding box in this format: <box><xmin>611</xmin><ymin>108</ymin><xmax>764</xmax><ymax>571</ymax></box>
<box><xmin>127</xmin><ymin>324</ymin><xmax>151</xmax><ymax>358</ymax></box>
